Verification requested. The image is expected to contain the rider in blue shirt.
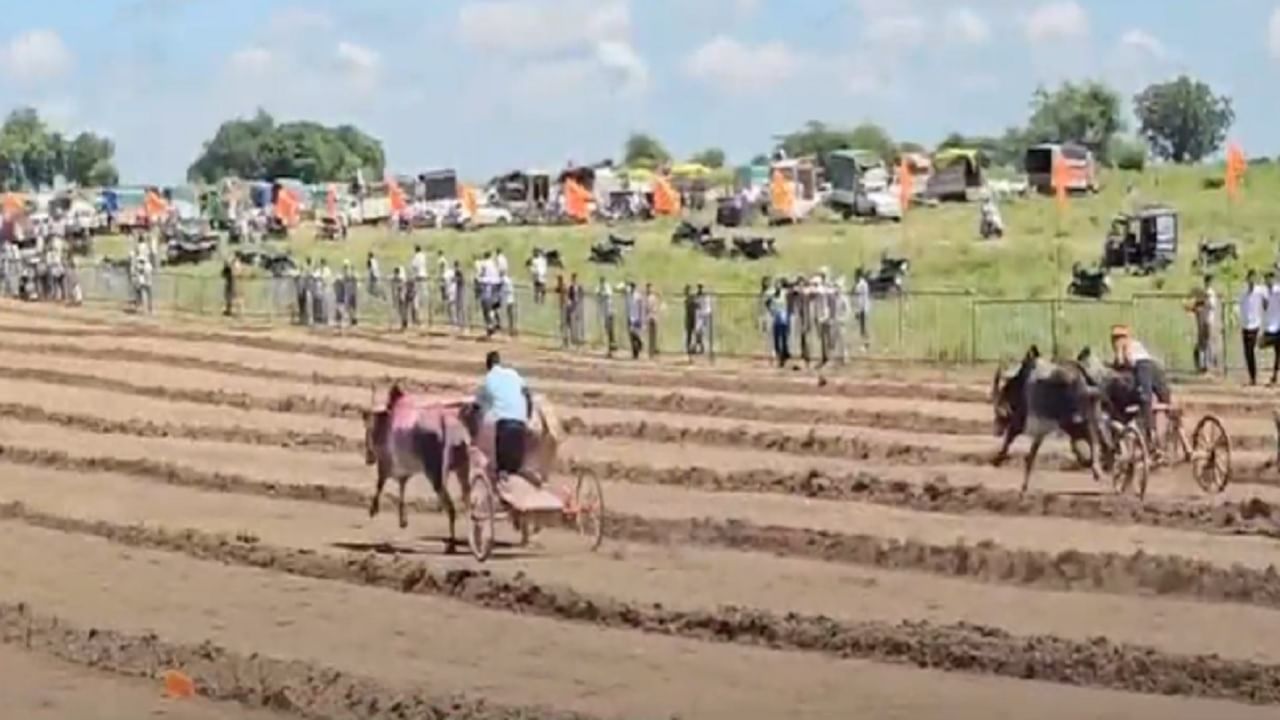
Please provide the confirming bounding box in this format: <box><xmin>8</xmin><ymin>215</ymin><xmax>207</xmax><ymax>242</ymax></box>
<box><xmin>475</xmin><ymin>351</ymin><xmax>531</xmax><ymax>478</ymax></box>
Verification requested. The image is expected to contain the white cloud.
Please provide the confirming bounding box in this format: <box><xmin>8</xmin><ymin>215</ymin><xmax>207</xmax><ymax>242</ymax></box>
<box><xmin>1</xmin><ymin>29</ymin><xmax>73</xmax><ymax>83</ymax></box>
<box><xmin>594</xmin><ymin>40</ymin><xmax>649</xmax><ymax>95</ymax></box>
<box><xmin>1119</xmin><ymin>29</ymin><xmax>1166</xmax><ymax>60</ymax></box>
<box><xmin>457</xmin><ymin>0</ymin><xmax>630</xmax><ymax>55</ymax></box>
<box><xmin>227</xmin><ymin>47</ymin><xmax>274</xmax><ymax>76</ymax></box>
<box><xmin>945</xmin><ymin>7</ymin><xmax>991</xmax><ymax>46</ymax></box>
<box><xmin>685</xmin><ymin>36</ymin><xmax>803</xmax><ymax>94</ymax></box>
<box><xmin>864</xmin><ymin>14</ymin><xmax>925</xmax><ymax>48</ymax></box>
<box><xmin>1024</xmin><ymin>2</ymin><xmax>1088</xmax><ymax>42</ymax></box>
<box><xmin>1269</xmin><ymin>7</ymin><xmax>1280</xmax><ymax>61</ymax></box>
<box><xmin>336</xmin><ymin>41</ymin><xmax>380</xmax><ymax>74</ymax></box>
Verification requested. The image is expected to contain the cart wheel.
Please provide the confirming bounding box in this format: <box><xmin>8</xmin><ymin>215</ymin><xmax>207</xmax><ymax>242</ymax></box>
<box><xmin>1191</xmin><ymin>414</ymin><xmax>1232</xmax><ymax>494</ymax></box>
<box><xmin>1111</xmin><ymin>424</ymin><xmax>1149</xmax><ymax>499</ymax></box>
<box><xmin>573</xmin><ymin>472</ymin><xmax>605</xmax><ymax>551</ymax></box>
<box><xmin>468</xmin><ymin>472</ymin><xmax>497</xmax><ymax>562</ymax></box>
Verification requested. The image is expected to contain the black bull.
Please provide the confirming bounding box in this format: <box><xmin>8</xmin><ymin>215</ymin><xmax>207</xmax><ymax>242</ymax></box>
<box><xmin>991</xmin><ymin>347</ymin><xmax>1109</xmax><ymax>493</ymax></box>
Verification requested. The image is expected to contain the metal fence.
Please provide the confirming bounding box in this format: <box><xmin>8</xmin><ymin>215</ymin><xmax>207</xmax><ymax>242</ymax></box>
<box><xmin>74</xmin><ymin>264</ymin><xmax>1224</xmax><ymax>373</ymax></box>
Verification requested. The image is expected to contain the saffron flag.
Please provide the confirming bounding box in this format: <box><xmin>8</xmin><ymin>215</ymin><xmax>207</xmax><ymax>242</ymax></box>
<box><xmin>1225</xmin><ymin>142</ymin><xmax>1246</xmax><ymax>202</ymax></box>
<box><xmin>769</xmin><ymin>169</ymin><xmax>794</xmax><ymax>219</ymax></box>
<box><xmin>1051</xmin><ymin>151</ymin><xmax>1069</xmax><ymax>214</ymax></box>
<box><xmin>564</xmin><ymin>178</ymin><xmax>591</xmax><ymax>223</ymax></box>
<box><xmin>144</xmin><ymin>189</ymin><xmax>169</xmax><ymax>220</ymax></box>
<box><xmin>274</xmin><ymin>187</ymin><xmax>300</xmax><ymax>226</ymax></box>
<box><xmin>461</xmin><ymin>183</ymin><xmax>479</xmax><ymax>218</ymax></box>
<box><xmin>653</xmin><ymin>175</ymin><xmax>681</xmax><ymax>216</ymax></box>
<box><xmin>897</xmin><ymin>157</ymin><xmax>913</xmax><ymax>213</ymax></box>
<box><xmin>1</xmin><ymin>192</ymin><xmax>22</xmax><ymax>219</ymax></box>
<box><xmin>387</xmin><ymin>177</ymin><xmax>407</xmax><ymax>214</ymax></box>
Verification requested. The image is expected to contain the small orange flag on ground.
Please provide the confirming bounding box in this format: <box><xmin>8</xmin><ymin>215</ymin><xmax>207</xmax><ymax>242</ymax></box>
<box><xmin>564</xmin><ymin>178</ymin><xmax>590</xmax><ymax>223</ymax></box>
<box><xmin>387</xmin><ymin>177</ymin><xmax>407</xmax><ymax>214</ymax></box>
<box><xmin>1225</xmin><ymin>142</ymin><xmax>1246</xmax><ymax>202</ymax></box>
<box><xmin>162</xmin><ymin>670</ymin><xmax>195</xmax><ymax>699</ymax></box>
<box><xmin>897</xmin><ymin>157</ymin><xmax>913</xmax><ymax>213</ymax></box>
<box><xmin>770</xmin><ymin>169</ymin><xmax>794</xmax><ymax>219</ymax></box>
<box><xmin>461</xmin><ymin>184</ymin><xmax>479</xmax><ymax>218</ymax></box>
<box><xmin>1051</xmin><ymin>151</ymin><xmax>1069</xmax><ymax>214</ymax></box>
<box><xmin>325</xmin><ymin>184</ymin><xmax>338</xmax><ymax>219</ymax></box>
<box><xmin>653</xmin><ymin>175</ymin><xmax>681</xmax><ymax>216</ymax></box>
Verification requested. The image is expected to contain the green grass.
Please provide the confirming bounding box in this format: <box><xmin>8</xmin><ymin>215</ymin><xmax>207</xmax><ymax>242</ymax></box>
<box><xmin>82</xmin><ymin>165</ymin><xmax>1278</xmax><ymax>370</ymax></box>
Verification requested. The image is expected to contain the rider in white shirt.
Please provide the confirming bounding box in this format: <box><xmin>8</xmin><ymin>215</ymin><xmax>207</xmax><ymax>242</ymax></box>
<box><xmin>1239</xmin><ymin>270</ymin><xmax>1267</xmax><ymax>385</ymax></box>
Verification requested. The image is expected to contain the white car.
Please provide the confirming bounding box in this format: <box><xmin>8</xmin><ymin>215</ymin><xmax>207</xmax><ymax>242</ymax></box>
<box><xmin>449</xmin><ymin>202</ymin><xmax>514</xmax><ymax>229</ymax></box>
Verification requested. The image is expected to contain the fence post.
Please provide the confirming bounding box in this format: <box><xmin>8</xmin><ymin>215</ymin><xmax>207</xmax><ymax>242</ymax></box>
<box><xmin>896</xmin><ymin>294</ymin><xmax>904</xmax><ymax>352</ymax></box>
<box><xmin>968</xmin><ymin>298</ymin><xmax>978</xmax><ymax>363</ymax></box>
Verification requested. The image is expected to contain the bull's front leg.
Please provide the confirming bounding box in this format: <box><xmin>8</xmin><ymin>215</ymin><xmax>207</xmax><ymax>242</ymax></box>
<box><xmin>396</xmin><ymin>477</ymin><xmax>409</xmax><ymax>529</ymax></box>
<box><xmin>369</xmin><ymin>473</ymin><xmax>388</xmax><ymax>518</ymax></box>
<box><xmin>993</xmin><ymin>427</ymin><xmax>1018</xmax><ymax>467</ymax></box>
<box><xmin>1021</xmin><ymin>434</ymin><xmax>1045</xmax><ymax>495</ymax></box>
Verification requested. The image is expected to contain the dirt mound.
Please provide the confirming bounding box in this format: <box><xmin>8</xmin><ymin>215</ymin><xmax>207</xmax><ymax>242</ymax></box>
<box><xmin>573</xmin><ymin>461</ymin><xmax>1280</xmax><ymax>540</ymax></box>
<box><xmin>0</xmin><ymin>602</ymin><xmax>591</xmax><ymax>720</ymax></box>
<box><xmin>5</xmin><ymin>503</ymin><xmax>1280</xmax><ymax>706</ymax></box>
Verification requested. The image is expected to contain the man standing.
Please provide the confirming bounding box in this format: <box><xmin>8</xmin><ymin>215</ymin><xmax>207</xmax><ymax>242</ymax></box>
<box><xmin>391</xmin><ymin>266</ymin><xmax>410</xmax><ymax>330</ymax></box>
<box><xmin>597</xmin><ymin>277</ymin><xmax>617</xmax><ymax>357</ymax></box>
<box><xmin>644</xmin><ymin>283</ymin><xmax>661</xmax><ymax>358</ymax></box>
<box><xmin>1266</xmin><ymin>271</ymin><xmax>1280</xmax><ymax>385</ymax></box>
<box><xmin>341</xmin><ymin>260</ymin><xmax>359</xmax><ymax>327</ymax></box>
<box><xmin>500</xmin><ymin>269</ymin><xmax>517</xmax><ymax>337</ymax></box>
<box><xmin>410</xmin><ymin>244</ymin><xmax>428</xmax><ymax>324</ymax></box>
<box><xmin>530</xmin><ymin>250</ymin><xmax>548</xmax><ymax>304</ymax></box>
<box><xmin>570</xmin><ymin>274</ymin><xmax>586</xmax><ymax>346</ymax></box>
<box><xmin>853</xmin><ymin>270</ymin><xmax>872</xmax><ymax>352</ymax></box>
<box><xmin>626</xmin><ymin>281</ymin><xmax>645</xmax><ymax>359</ymax></box>
<box><xmin>366</xmin><ymin>252</ymin><xmax>382</xmax><ymax>300</ymax></box>
<box><xmin>683</xmin><ymin>285</ymin><xmax>696</xmax><ymax>357</ymax></box>
<box><xmin>1238</xmin><ymin>270</ymin><xmax>1265</xmax><ymax>385</ymax></box>
<box><xmin>693</xmin><ymin>283</ymin><xmax>712</xmax><ymax>359</ymax></box>
<box><xmin>1188</xmin><ymin>274</ymin><xmax>1217</xmax><ymax>373</ymax></box>
<box><xmin>474</xmin><ymin>351</ymin><xmax>532</xmax><ymax>485</ymax></box>
<box><xmin>769</xmin><ymin>279</ymin><xmax>791</xmax><ymax>368</ymax></box>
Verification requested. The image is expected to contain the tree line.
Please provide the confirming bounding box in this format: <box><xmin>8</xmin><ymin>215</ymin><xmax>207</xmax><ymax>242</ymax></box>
<box><xmin>0</xmin><ymin>75</ymin><xmax>1240</xmax><ymax>191</ymax></box>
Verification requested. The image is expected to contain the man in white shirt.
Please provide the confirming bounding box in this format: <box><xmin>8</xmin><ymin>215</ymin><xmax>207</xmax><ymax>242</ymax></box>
<box><xmin>1264</xmin><ymin>271</ymin><xmax>1280</xmax><ymax>385</ymax></box>
<box><xmin>530</xmin><ymin>251</ymin><xmax>548</xmax><ymax>304</ymax></box>
<box><xmin>495</xmin><ymin>250</ymin><xmax>508</xmax><ymax>278</ymax></box>
<box><xmin>1239</xmin><ymin>270</ymin><xmax>1266</xmax><ymax>385</ymax></box>
<box><xmin>853</xmin><ymin>270</ymin><xmax>871</xmax><ymax>351</ymax></box>
<box><xmin>410</xmin><ymin>245</ymin><xmax>428</xmax><ymax>323</ymax></box>
<box><xmin>499</xmin><ymin>269</ymin><xmax>516</xmax><ymax>337</ymax></box>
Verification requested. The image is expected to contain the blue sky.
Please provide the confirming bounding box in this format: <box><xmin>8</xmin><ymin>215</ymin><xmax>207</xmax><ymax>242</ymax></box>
<box><xmin>2</xmin><ymin>0</ymin><xmax>1278</xmax><ymax>182</ymax></box>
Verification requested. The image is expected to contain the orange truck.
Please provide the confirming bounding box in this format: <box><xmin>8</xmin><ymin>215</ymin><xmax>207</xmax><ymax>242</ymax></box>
<box><xmin>1025</xmin><ymin>143</ymin><xmax>1099</xmax><ymax>195</ymax></box>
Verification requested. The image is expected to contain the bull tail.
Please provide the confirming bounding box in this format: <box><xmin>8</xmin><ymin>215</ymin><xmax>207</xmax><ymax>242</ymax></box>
<box><xmin>534</xmin><ymin>395</ymin><xmax>564</xmax><ymax>445</ymax></box>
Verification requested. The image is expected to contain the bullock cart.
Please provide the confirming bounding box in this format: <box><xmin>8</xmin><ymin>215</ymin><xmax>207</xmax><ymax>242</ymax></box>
<box><xmin>456</xmin><ymin>399</ymin><xmax>605</xmax><ymax>562</ymax></box>
<box><xmin>1105</xmin><ymin>402</ymin><xmax>1231</xmax><ymax>499</ymax></box>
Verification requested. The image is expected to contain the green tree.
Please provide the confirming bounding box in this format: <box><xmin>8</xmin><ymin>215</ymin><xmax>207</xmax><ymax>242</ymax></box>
<box><xmin>187</xmin><ymin>110</ymin><xmax>385</xmax><ymax>183</ymax></box>
<box><xmin>1107</xmin><ymin>135</ymin><xmax>1147</xmax><ymax>171</ymax></box>
<box><xmin>777</xmin><ymin>121</ymin><xmax>896</xmax><ymax>163</ymax></box>
<box><xmin>0</xmin><ymin>108</ymin><xmax>61</xmax><ymax>189</ymax></box>
<box><xmin>623</xmin><ymin>132</ymin><xmax>670</xmax><ymax>169</ymax></box>
<box><xmin>1026</xmin><ymin>81</ymin><xmax>1125</xmax><ymax>162</ymax></box>
<box><xmin>1133</xmin><ymin>75</ymin><xmax>1234</xmax><ymax>164</ymax></box>
<box><xmin>689</xmin><ymin>147</ymin><xmax>726</xmax><ymax>169</ymax></box>
<box><xmin>65</xmin><ymin>132</ymin><xmax>118</xmax><ymax>187</ymax></box>
<box><xmin>848</xmin><ymin>123</ymin><xmax>895</xmax><ymax>163</ymax></box>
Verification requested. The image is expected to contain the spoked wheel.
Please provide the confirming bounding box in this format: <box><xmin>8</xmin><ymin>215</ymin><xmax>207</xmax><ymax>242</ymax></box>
<box><xmin>468</xmin><ymin>471</ymin><xmax>498</xmax><ymax>562</ymax></box>
<box><xmin>572</xmin><ymin>472</ymin><xmax>605</xmax><ymax>552</ymax></box>
<box><xmin>1164</xmin><ymin>409</ymin><xmax>1192</xmax><ymax>463</ymax></box>
<box><xmin>1111</xmin><ymin>424</ymin><xmax>1150</xmax><ymax>499</ymax></box>
<box><xmin>1191</xmin><ymin>414</ymin><xmax>1232</xmax><ymax>494</ymax></box>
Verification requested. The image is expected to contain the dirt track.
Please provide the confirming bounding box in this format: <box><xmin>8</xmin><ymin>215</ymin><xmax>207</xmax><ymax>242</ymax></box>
<box><xmin>5</xmin><ymin>301</ymin><xmax>1280</xmax><ymax>718</ymax></box>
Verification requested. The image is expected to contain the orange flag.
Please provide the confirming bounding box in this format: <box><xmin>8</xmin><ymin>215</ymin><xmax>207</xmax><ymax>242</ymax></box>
<box><xmin>274</xmin><ymin>187</ymin><xmax>300</xmax><ymax>226</ymax></box>
<box><xmin>1</xmin><ymin>192</ymin><xmax>22</xmax><ymax>219</ymax></box>
<box><xmin>461</xmin><ymin>183</ymin><xmax>479</xmax><ymax>218</ymax></box>
<box><xmin>897</xmin><ymin>157</ymin><xmax>913</xmax><ymax>213</ymax></box>
<box><xmin>1225</xmin><ymin>142</ymin><xmax>1246</xmax><ymax>202</ymax></box>
<box><xmin>325</xmin><ymin>184</ymin><xmax>338</xmax><ymax>219</ymax></box>
<box><xmin>1051</xmin><ymin>151</ymin><xmax>1069</xmax><ymax>214</ymax></box>
<box><xmin>652</xmin><ymin>175</ymin><xmax>681</xmax><ymax>216</ymax></box>
<box><xmin>564</xmin><ymin>178</ymin><xmax>590</xmax><ymax>223</ymax></box>
<box><xmin>387</xmin><ymin>177</ymin><xmax>406</xmax><ymax>214</ymax></box>
<box><xmin>144</xmin><ymin>189</ymin><xmax>169</xmax><ymax>220</ymax></box>
<box><xmin>769</xmin><ymin>169</ymin><xmax>794</xmax><ymax>219</ymax></box>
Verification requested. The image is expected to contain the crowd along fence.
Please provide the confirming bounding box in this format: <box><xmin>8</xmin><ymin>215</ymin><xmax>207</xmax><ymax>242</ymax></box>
<box><xmin>75</xmin><ymin>264</ymin><xmax>1229</xmax><ymax>375</ymax></box>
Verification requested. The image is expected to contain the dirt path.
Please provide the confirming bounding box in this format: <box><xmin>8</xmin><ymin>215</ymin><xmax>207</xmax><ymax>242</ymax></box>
<box><xmin>4</xmin><ymin>417</ymin><xmax>1278</xmax><ymax>573</ymax></box>
<box><xmin>12</xmin><ymin>522</ymin><xmax>1272</xmax><ymax>719</ymax></box>
<box><xmin>6</xmin><ymin>462</ymin><xmax>1280</xmax><ymax>668</ymax></box>
<box><xmin>0</xmin><ymin>645</ymin><xmax>290</xmax><ymax>720</ymax></box>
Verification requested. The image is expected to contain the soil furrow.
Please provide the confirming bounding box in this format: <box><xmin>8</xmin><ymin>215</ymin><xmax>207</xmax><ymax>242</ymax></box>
<box><xmin>0</xmin><ymin>603</ymin><xmax>594</xmax><ymax>720</ymax></box>
<box><xmin>5</xmin><ymin>445</ymin><xmax>1280</xmax><ymax>611</ymax></box>
<box><xmin>5</xmin><ymin>401</ymin><xmax>1279</xmax><ymax>542</ymax></box>
<box><xmin>9</xmin><ymin>316</ymin><xmax>1273</xmax><ymax>416</ymax></box>
<box><xmin>5</xmin><ymin>503</ymin><xmax>1280</xmax><ymax>707</ymax></box>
